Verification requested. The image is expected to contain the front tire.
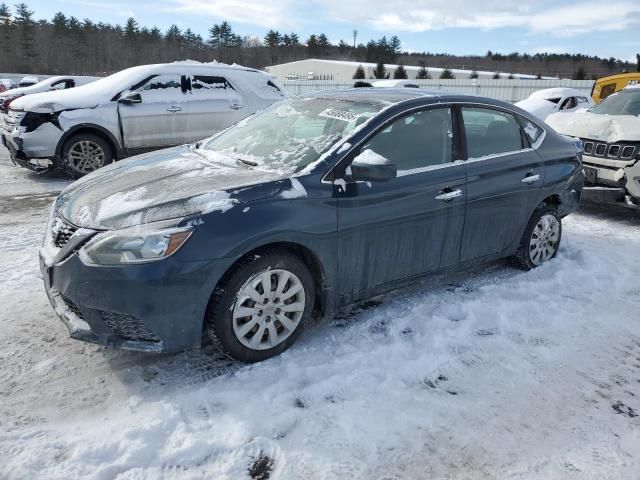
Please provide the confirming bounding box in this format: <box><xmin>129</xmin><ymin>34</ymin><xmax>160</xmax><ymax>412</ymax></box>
<box><xmin>205</xmin><ymin>250</ymin><xmax>315</xmax><ymax>363</ymax></box>
<box><xmin>512</xmin><ymin>205</ymin><xmax>562</xmax><ymax>270</ymax></box>
<box><xmin>61</xmin><ymin>133</ymin><xmax>113</xmax><ymax>179</ymax></box>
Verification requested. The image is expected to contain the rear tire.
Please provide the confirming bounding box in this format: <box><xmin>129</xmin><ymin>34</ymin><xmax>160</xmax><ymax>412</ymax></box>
<box><xmin>512</xmin><ymin>205</ymin><xmax>562</xmax><ymax>270</ymax></box>
<box><xmin>204</xmin><ymin>250</ymin><xmax>315</xmax><ymax>363</ymax></box>
<box><xmin>61</xmin><ymin>133</ymin><xmax>113</xmax><ymax>179</ymax></box>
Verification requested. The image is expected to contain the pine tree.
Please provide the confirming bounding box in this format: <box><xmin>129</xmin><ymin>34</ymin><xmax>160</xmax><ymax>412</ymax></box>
<box><xmin>353</xmin><ymin>64</ymin><xmax>365</xmax><ymax>79</ymax></box>
<box><xmin>389</xmin><ymin>35</ymin><xmax>401</xmax><ymax>57</ymax></box>
<box><xmin>0</xmin><ymin>3</ymin><xmax>12</xmax><ymax>69</ymax></box>
<box><xmin>165</xmin><ymin>24</ymin><xmax>182</xmax><ymax>43</ymax></box>
<box><xmin>124</xmin><ymin>17</ymin><xmax>138</xmax><ymax>41</ymax></box>
<box><xmin>373</xmin><ymin>61</ymin><xmax>386</xmax><ymax>79</ymax></box>
<box><xmin>264</xmin><ymin>29</ymin><xmax>281</xmax><ymax>47</ymax></box>
<box><xmin>52</xmin><ymin>12</ymin><xmax>67</xmax><ymax>34</ymax></box>
<box><xmin>439</xmin><ymin>68</ymin><xmax>455</xmax><ymax>79</ymax></box>
<box><xmin>306</xmin><ymin>34</ymin><xmax>318</xmax><ymax>55</ymax></box>
<box><xmin>14</xmin><ymin>3</ymin><xmax>37</xmax><ymax>70</ymax></box>
<box><xmin>317</xmin><ymin>33</ymin><xmax>330</xmax><ymax>55</ymax></box>
<box><xmin>393</xmin><ymin>64</ymin><xmax>407</xmax><ymax>79</ymax></box>
<box><xmin>416</xmin><ymin>61</ymin><xmax>431</xmax><ymax>79</ymax></box>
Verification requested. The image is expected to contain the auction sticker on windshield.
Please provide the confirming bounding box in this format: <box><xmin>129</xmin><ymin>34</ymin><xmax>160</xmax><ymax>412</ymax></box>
<box><xmin>318</xmin><ymin>108</ymin><xmax>359</xmax><ymax>122</ymax></box>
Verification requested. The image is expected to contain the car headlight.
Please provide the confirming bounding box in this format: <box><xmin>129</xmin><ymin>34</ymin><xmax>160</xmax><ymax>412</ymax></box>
<box><xmin>78</xmin><ymin>222</ymin><xmax>193</xmax><ymax>266</ymax></box>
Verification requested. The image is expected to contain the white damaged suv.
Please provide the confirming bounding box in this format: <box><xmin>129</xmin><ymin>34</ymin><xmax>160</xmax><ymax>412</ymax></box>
<box><xmin>1</xmin><ymin>62</ymin><xmax>285</xmax><ymax>178</ymax></box>
<box><xmin>546</xmin><ymin>85</ymin><xmax>640</xmax><ymax>207</ymax></box>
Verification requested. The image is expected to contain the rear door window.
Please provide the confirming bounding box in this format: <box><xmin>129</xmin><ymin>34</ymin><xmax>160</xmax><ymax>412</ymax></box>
<box><xmin>191</xmin><ymin>75</ymin><xmax>236</xmax><ymax>94</ymax></box>
<box><xmin>461</xmin><ymin>107</ymin><xmax>524</xmax><ymax>159</ymax></box>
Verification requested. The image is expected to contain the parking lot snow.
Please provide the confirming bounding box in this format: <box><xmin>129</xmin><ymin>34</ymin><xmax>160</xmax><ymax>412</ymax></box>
<box><xmin>1</xmin><ymin>149</ymin><xmax>640</xmax><ymax>479</ymax></box>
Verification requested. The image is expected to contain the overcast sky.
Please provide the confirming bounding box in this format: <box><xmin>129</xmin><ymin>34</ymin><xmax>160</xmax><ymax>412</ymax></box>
<box><xmin>24</xmin><ymin>0</ymin><xmax>640</xmax><ymax>61</ymax></box>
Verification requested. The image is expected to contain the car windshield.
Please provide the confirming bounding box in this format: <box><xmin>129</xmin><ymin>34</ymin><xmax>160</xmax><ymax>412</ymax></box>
<box><xmin>589</xmin><ymin>90</ymin><xmax>640</xmax><ymax>116</ymax></box>
<box><xmin>201</xmin><ymin>97</ymin><xmax>385</xmax><ymax>173</ymax></box>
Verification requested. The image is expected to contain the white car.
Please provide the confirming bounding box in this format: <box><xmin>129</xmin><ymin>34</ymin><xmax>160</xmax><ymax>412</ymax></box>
<box><xmin>0</xmin><ymin>78</ymin><xmax>15</xmax><ymax>93</ymax></box>
<box><xmin>18</xmin><ymin>76</ymin><xmax>39</xmax><ymax>88</ymax></box>
<box><xmin>546</xmin><ymin>85</ymin><xmax>640</xmax><ymax>206</ymax></box>
<box><xmin>0</xmin><ymin>76</ymin><xmax>99</xmax><ymax>113</ymax></box>
<box><xmin>1</xmin><ymin>62</ymin><xmax>285</xmax><ymax>177</ymax></box>
<box><xmin>515</xmin><ymin>88</ymin><xmax>594</xmax><ymax>120</ymax></box>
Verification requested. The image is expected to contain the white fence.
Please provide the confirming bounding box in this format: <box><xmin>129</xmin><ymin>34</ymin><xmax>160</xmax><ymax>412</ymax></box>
<box><xmin>281</xmin><ymin>79</ymin><xmax>595</xmax><ymax>103</ymax></box>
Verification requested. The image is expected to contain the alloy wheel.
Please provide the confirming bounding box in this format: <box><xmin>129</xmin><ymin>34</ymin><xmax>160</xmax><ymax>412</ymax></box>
<box><xmin>232</xmin><ymin>269</ymin><xmax>306</xmax><ymax>351</ymax></box>
<box><xmin>67</xmin><ymin>140</ymin><xmax>106</xmax><ymax>173</ymax></box>
<box><xmin>529</xmin><ymin>213</ymin><xmax>560</xmax><ymax>265</ymax></box>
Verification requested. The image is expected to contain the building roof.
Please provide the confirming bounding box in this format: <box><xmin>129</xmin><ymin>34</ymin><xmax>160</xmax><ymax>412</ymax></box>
<box><xmin>267</xmin><ymin>58</ymin><xmax>553</xmax><ymax>80</ymax></box>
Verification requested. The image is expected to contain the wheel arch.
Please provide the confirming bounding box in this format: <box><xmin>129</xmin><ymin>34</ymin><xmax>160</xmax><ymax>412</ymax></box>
<box><xmin>212</xmin><ymin>241</ymin><xmax>327</xmax><ymax>319</ymax></box>
<box><xmin>540</xmin><ymin>194</ymin><xmax>562</xmax><ymax>209</ymax></box>
<box><xmin>54</xmin><ymin>124</ymin><xmax>121</xmax><ymax>163</ymax></box>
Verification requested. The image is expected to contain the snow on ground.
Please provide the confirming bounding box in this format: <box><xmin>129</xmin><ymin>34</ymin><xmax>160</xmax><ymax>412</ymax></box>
<box><xmin>1</xmin><ymin>148</ymin><xmax>640</xmax><ymax>479</ymax></box>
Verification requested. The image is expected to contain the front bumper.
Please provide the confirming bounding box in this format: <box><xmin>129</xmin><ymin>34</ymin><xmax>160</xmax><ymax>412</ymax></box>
<box><xmin>39</xmin><ymin>246</ymin><xmax>232</xmax><ymax>353</ymax></box>
<box><xmin>1</xmin><ymin>122</ymin><xmax>60</xmax><ymax>171</ymax></box>
<box><xmin>582</xmin><ymin>155</ymin><xmax>640</xmax><ymax>200</ymax></box>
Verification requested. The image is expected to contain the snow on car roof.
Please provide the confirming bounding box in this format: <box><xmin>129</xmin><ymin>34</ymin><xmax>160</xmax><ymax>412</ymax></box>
<box><xmin>372</xmin><ymin>79</ymin><xmax>420</xmax><ymax>88</ymax></box>
<box><xmin>0</xmin><ymin>76</ymin><xmax>99</xmax><ymax>98</ymax></box>
<box><xmin>527</xmin><ymin>87</ymin><xmax>589</xmax><ymax>100</ymax></box>
<box><xmin>10</xmin><ymin>62</ymin><xmax>272</xmax><ymax>113</ymax></box>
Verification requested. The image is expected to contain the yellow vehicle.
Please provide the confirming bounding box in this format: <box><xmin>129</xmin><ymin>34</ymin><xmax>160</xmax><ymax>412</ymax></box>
<box><xmin>592</xmin><ymin>72</ymin><xmax>640</xmax><ymax>102</ymax></box>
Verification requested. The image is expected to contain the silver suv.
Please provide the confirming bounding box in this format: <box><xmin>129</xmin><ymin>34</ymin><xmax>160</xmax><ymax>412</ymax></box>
<box><xmin>1</xmin><ymin>62</ymin><xmax>285</xmax><ymax>177</ymax></box>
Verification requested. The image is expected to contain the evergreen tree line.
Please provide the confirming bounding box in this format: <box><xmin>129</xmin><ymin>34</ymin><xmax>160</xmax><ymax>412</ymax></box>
<box><xmin>0</xmin><ymin>3</ymin><xmax>635</xmax><ymax>79</ymax></box>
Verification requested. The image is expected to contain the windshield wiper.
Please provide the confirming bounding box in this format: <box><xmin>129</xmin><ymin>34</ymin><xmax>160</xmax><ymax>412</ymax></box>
<box><xmin>236</xmin><ymin>157</ymin><xmax>258</xmax><ymax>167</ymax></box>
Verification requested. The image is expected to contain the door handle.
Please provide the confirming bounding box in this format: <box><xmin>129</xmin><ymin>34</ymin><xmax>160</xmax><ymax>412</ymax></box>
<box><xmin>166</xmin><ymin>106</ymin><xmax>182</xmax><ymax>112</ymax></box>
<box><xmin>435</xmin><ymin>188</ymin><xmax>463</xmax><ymax>201</ymax></box>
<box><xmin>521</xmin><ymin>174</ymin><xmax>541</xmax><ymax>184</ymax></box>
<box><xmin>230</xmin><ymin>103</ymin><xmax>244</xmax><ymax>110</ymax></box>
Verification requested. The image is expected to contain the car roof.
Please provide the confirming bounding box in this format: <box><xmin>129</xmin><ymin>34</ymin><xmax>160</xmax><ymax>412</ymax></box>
<box><xmin>302</xmin><ymin>87</ymin><xmax>515</xmax><ymax>109</ymax></box>
<box><xmin>528</xmin><ymin>87</ymin><xmax>588</xmax><ymax>99</ymax></box>
<box><xmin>305</xmin><ymin>87</ymin><xmax>439</xmax><ymax>103</ymax></box>
<box><xmin>142</xmin><ymin>62</ymin><xmax>264</xmax><ymax>75</ymax></box>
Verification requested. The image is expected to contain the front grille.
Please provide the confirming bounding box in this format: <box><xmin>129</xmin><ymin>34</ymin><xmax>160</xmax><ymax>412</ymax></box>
<box><xmin>99</xmin><ymin>310</ymin><xmax>161</xmax><ymax>343</ymax></box>
<box><xmin>51</xmin><ymin>215</ymin><xmax>78</xmax><ymax>248</ymax></box>
<box><xmin>582</xmin><ymin>139</ymin><xmax>638</xmax><ymax>160</ymax></box>
<box><xmin>60</xmin><ymin>294</ymin><xmax>84</xmax><ymax>320</ymax></box>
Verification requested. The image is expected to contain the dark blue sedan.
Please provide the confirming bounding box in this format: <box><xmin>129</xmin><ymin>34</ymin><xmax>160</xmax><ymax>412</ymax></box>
<box><xmin>40</xmin><ymin>89</ymin><xmax>584</xmax><ymax>362</ymax></box>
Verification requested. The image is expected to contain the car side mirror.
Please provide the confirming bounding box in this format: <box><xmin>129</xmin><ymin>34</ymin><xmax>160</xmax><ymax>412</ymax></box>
<box><xmin>119</xmin><ymin>92</ymin><xmax>142</xmax><ymax>104</ymax></box>
<box><xmin>350</xmin><ymin>149</ymin><xmax>397</xmax><ymax>182</ymax></box>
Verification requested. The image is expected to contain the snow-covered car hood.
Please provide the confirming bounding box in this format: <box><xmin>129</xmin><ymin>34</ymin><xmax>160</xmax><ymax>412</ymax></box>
<box><xmin>10</xmin><ymin>86</ymin><xmax>104</xmax><ymax>112</ymax></box>
<box><xmin>56</xmin><ymin>145</ymin><xmax>289</xmax><ymax>230</ymax></box>
<box><xmin>546</xmin><ymin>111</ymin><xmax>640</xmax><ymax>143</ymax></box>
